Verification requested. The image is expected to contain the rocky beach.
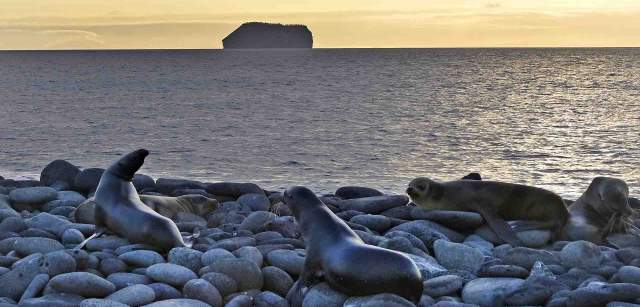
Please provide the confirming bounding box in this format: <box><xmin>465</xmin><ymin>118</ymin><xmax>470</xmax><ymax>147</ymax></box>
<box><xmin>1</xmin><ymin>159</ymin><xmax>639</xmax><ymax>307</ymax></box>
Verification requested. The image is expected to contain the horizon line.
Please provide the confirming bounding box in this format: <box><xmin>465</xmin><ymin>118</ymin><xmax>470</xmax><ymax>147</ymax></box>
<box><xmin>2</xmin><ymin>46</ymin><xmax>640</xmax><ymax>52</ymax></box>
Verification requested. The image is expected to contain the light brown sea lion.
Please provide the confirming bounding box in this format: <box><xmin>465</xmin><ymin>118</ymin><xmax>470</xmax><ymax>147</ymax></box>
<box><xmin>407</xmin><ymin>177</ymin><xmax>569</xmax><ymax>246</ymax></box>
<box><xmin>140</xmin><ymin>194</ymin><xmax>218</xmax><ymax>219</ymax></box>
<box><xmin>563</xmin><ymin>177</ymin><xmax>634</xmax><ymax>244</ymax></box>
<box><xmin>93</xmin><ymin>149</ymin><xmax>185</xmax><ymax>250</ymax></box>
<box><xmin>283</xmin><ymin>186</ymin><xmax>423</xmax><ymax>306</ymax></box>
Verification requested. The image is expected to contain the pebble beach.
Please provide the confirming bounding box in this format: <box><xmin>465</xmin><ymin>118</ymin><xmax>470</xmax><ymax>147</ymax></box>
<box><xmin>1</xmin><ymin>159</ymin><xmax>640</xmax><ymax>307</ymax></box>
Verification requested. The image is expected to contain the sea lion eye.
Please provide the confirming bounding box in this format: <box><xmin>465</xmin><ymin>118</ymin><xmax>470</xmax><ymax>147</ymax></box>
<box><xmin>418</xmin><ymin>184</ymin><xmax>426</xmax><ymax>191</ymax></box>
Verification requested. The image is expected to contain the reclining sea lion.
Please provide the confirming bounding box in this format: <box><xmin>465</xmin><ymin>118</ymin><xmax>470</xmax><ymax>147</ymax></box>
<box><xmin>407</xmin><ymin>177</ymin><xmax>569</xmax><ymax>246</ymax></box>
<box><xmin>140</xmin><ymin>194</ymin><xmax>218</xmax><ymax>219</ymax></box>
<box><xmin>563</xmin><ymin>177</ymin><xmax>635</xmax><ymax>244</ymax></box>
<box><xmin>283</xmin><ymin>186</ymin><xmax>423</xmax><ymax>306</ymax></box>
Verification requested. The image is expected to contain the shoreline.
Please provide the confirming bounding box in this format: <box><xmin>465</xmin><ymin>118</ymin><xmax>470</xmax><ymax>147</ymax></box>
<box><xmin>1</xmin><ymin>158</ymin><xmax>639</xmax><ymax>306</ymax></box>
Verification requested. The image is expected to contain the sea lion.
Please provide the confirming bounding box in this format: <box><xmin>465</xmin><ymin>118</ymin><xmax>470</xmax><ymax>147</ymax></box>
<box><xmin>563</xmin><ymin>177</ymin><xmax>634</xmax><ymax>244</ymax></box>
<box><xmin>93</xmin><ymin>149</ymin><xmax>185</xmax><ymax>250</ymax></box>
<box><xmin>140</xmin><ymin>194</ymin><xmax>218</xmax><ymax>219</ymax></box>
<box><xmin>283</xmin><ymin>186</ymin><xmax>423</xmax><ymax>306</ymax></box>
<box><xmin>407</xmin><ymin>178</ymin><xmax>569</xmax><ymax>246</ymax></box>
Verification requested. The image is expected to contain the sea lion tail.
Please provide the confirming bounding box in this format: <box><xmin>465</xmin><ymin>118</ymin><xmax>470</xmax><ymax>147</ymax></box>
<box><xmin>106</xmin><ymin>149</ymin><xmax>149</xmax><ymax>180</ymax></box>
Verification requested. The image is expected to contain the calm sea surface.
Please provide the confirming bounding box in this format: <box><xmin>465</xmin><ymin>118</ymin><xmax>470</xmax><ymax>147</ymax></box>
<box><xmin>0</xmin><ymin>48</ymin><xmax>639</xmax><ymax>199</ymax></box>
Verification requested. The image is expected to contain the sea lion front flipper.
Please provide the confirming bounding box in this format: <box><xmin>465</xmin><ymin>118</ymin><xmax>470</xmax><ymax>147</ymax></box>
<box><xmin>286</xmin><ymin>259</ymin><xmax>322</xmax><ymax>307</ymax></box>
<box><xmin>475</xmin><ymin>205</ymin><xmax>522</xmax><ymax>246</ymax></box>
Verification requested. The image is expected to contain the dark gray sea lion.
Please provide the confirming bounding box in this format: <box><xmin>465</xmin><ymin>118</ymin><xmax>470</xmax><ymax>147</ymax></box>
<box><xmin>93</xmin><ymin>149</ymin><xmax>185</xmax><ymax>250</ymax></box>
<box><xmin>283</xmin><ymin>186</ymin><xmax>423</xmax><ymax>306</ymax></box>
<box><xmin>563</xmin><ymin>177</ymin><xmax>634</xmax><ymax>244</ymax></box>
<box><xmin>140</xmin><ymin>194</ymin><xmax>218</xmax><ymax>219</ymax></box>
<box><xmin>407</xmin><ymin>178</ymin><xmax>569</xmax><ymax>246</ymax></box>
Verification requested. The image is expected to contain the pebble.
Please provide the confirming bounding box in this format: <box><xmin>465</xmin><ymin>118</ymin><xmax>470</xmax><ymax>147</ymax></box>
<box><xmin>14</xmin><ymin>237</ymin><xmax>64</xmax><ymax>256</ymax></box>
<box><xmin>411</xmin><ymin>209</ymin><xmax>484</xmax><ymax>230</ymax></box>
<box><xmin>183</xmin><ymin>279</ymin><xmax>222</xmax><ymax>307</ymax></box>
<box><xmin>238</xmin><ymin>193</ymin><xmax>271</xmax><ymax>211</ymax></box>
<box><xmin>80</xmin><ymin>298</ymin><xmax>129</xmax><ymax>307</ymax></box>
<box><xmin>56</xmin><ymin>191</ymin><xmax>87</xmax><ymax>206</ymax></box>
<box><xmin>205</xmin><ymin>182</ymin><xmax>264</xmax><ymax>198</ymax></box>
<box><xmin>233</xmin><ymin>246</ymin><xmax>264</xmax><ymax>267</ymax></box>
<box><xmin>423</xmin><ymin>275</ymin><xmax>464</xmax><ymax>297</ymax></box>
<box><xmin>211</xmin><ymin>236</ymin><xmax>256</xmax><ymax>251</ymax></box>
<box><xmin>516</xmin><ymin>229</ymin><xmax>552</xmax><ymax>248</ymax></box>
<box><xmin>132</xmin><ymin>174</ymin><xmax>155</xmax><ymax>191</ymax></box>
<box><xmin>201</xmin><ymin>272</ymin><xmax>238</xmax><ymax>297</ymax></box>
<box><xmin>106</xmin><ymin>284</ymin><xmax>156</xmax><ymax>306</ymax></box>
<box><xmin>0</xmin><ymin>253</ymin><xmax>43</xmax><ymax>300</ymax></box>
<box><xmin>261</xmin><ymin>216</ymin><xmax>300</xmax><ymax>238</ymax></box>
<box><xmin>42</xmin><ymin>250</ymin><xmax>77</xmax><ymax>276</ymax></box>
<box><xmin>335</xmin><ymin>186</ymin><xmax>383</xmax><ymax>199</ymax></box>
<box><xmin>388</xmin><ymin>220</ymin><xmax>465</xmax><ymax>245</ymax></box>
<box><xmin>9</xmin><ymin>187</ymin><xmax>58</xmax><ymax>206</ymax></box>
<box><xmin>0</xmin><ymin>216</ymin><xmax>26</xmax><ymax>233</ymax></box>
<box><xmin>201</xmin><ymin>248</ymin><xmax>235</xmax><ymax>266</ymax></box>
<box><xmin>61</xmin><ymin>228</ymin><xmax>85</xmax><ymax>245</ymax></box>
<box><xmin>560</xmin><ymin>240</ymin><xmax>603</xmax><ymax>269</ymax></box>
<box><xmin>266</xmin><ymin>249</ymin><xmax>305</xmax><ymax>276</ymax></box>
<box><xmin>200</xmin><ymin>258</ymin><xmax>263</xmax><ymax>291</ymax></box>
<box><xmin>344</xmin><ymin>293</ymin><xmax>416</xmax><ymax>307</ymax></box>
<box><xmin>239</xmin><ymin>211</ymin><xmax>277</xmax><ymax>233</ymax></box>
<box><xmin>168</xmin><ymin>247</ymin><xmax>203</xmax><ymax>273</ymax></box>
<box><xmin>40</xmin><ymin>160</ymin><xmax>81</xmax><ymax>188</ymax></box>
<box><xmin>100</xmin><ymin>258</ymin><xmax>128</xmax><ymax>275</ymax></box>
<box><xmin>254</xmin><ymin>291</ymin><xmax>288</xmax><ymax>307</ymax></box>
<box><xmin>118</xmin><ymin>250</ymin><xmax>165</xmax><ymax>267</ymax></box>
<box><xmin>303</xmin><ymin>282</ymin><xmax>348</xmax><ymax>307</ymax></box>
<box><xmin>147</xmin><ymin>283</ymin><xmax>182</xmax><ymax>300</ymax></box>
<box><xmin>618</xmin><ymin>266</ymin><xmax>640</xmax><ymax>285</ymax></box>
<box><xmin>565</xmin><ymin>282</ymin><xmax>640</xmax><ymax>307</ymax></box>
<box><xmin>20</xmin><ymin>293</ymin><xmax>84</xmax><ymax>307</ymax></box>
<box><xmin>225</xmin><ymin>294</ymin><xmax>254</xmax><ymax>307</ymax></box>
<box><xmin>106</xmin><ymin>272</ymin><xmax>152</xmax><ymax>290</ymax></box>
<box><xmin>461</xmin><ymin>277</ymin><xmax>525</xmax><ymax>307</ymax></box>
<box><xmin>336</xmin><ymin>195</ymin><xmax>409</xmax><ymax>214</ymax></box>
<box><xmin>86</xmin><ymin>236</ymin><xmax>130</xmax><ymax>251</ymax></box>
<box><xmin>434</xmin><ymin>239</ymin><xmax>485</xmax><ymax>273</ymax></box>
<box><xmin>48</xmin><ymin>272</ymin><xmax>116</xmax><ymax>297</ymax></box>
<box><xmin>501</xmin><ymin>247</ymin><xmax>560</xmax><ymax>269</ymax></box>
<box><xmin>146</xmin><ymin>263</ymin><xmax>197</xmax><ymax>287</ymax></box>
<box><xmin>477</xmin><ymin>264</ymin><xmax>529</xmax><ymax>278</ymax></box>
<box><xmin>25</xmin><ymin>212</ymin><xmax>71</xmax><ymax>235</ymax></box>
<box><xmin>74</xmin><ymin>199</ymin><xmax>96</xmax><ymax>224</ymax></box>
<box><xmin>350</xmin><ymin>214</ymin><xmax>392</xmax><ymax>233</ymax></box>
<box><xmin>19</xmin><ymin>273</ymin><xmax>49</xmax><ymax>303</ymax></box>
<box><xmin>262</xmin><ymin>266</ymin><xmax>294</xmax><ymax>297</ymax></box>
<box><xmin>142</xmin><ymin>298</ymin><xmax>210</xmax><ymax>307</ymax></box>
<box><xmin>73</xmin><ymin>168</ymin><xmax>105</xmax><ymax>193</ymax></box>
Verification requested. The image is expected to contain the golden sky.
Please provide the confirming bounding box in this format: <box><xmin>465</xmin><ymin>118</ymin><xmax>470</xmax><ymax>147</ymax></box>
<box><xmin>1</xmin><ymin>0</ymin><xmax>639</xmax><ymax>49</ymax></box>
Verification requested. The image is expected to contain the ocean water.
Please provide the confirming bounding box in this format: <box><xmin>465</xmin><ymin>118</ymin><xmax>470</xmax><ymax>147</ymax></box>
<box><xmin>0</xmin><ymin>48</ymin><xmax>639</xmax><ymax>199</ymax></box>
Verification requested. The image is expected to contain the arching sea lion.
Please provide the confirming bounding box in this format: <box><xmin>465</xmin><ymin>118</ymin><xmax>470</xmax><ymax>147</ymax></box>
<box><xmin>407</xmin><ymin>178</ymin><xmax>569</xmax><ymax>246</ymax></box>
<box><xmin>283</xmin><ymin>186</ymin><xmax>423</xmax><ymax>306</ymax></box>
<box><xmin>94</xmin><ymin>149</ymin><xmax>185</xmax><ymax>250</ymax></box>
<box><xmin>563</xmin><ymin>177</ymin><xmax>634</xmax><ymax>244</ymax></box>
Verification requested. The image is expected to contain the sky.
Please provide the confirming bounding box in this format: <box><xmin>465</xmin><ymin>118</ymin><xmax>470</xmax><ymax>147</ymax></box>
<box><xmin>1</xmin><ymin>0</ymin><xmax>639</xmax><ymax>49</ymax></box>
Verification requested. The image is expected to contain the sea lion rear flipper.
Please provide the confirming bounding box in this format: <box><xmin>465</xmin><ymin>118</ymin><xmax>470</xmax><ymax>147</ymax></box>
<box><xmin>476</xmin><ymin>205</ymin><xmax>522</xmax><ymax>246</ymax></box>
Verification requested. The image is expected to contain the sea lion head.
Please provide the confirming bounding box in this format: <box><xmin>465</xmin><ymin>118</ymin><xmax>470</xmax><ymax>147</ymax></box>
<box><xmin>283</xmin><ymin>186</ymin><xmax>322</xmax><ymax>220</ymax></box>
<box><xmin>591</xmin><ymin>177</ymin><xmax>632</xmax><ymax>217</ymax></box>
<box><xmin>406</xmin><ymin>177</ymin><xmax>436</xmax><ymax>204</ymax></box>
<box><xmin>177</xmin><ymin>194</ymin><xmax>219</xmax><ymax>216</ymax></box>
<box><xmin>107</xmin><ymin>149</ymin><xmax>149</xmax><ymax>181</ymax></box>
